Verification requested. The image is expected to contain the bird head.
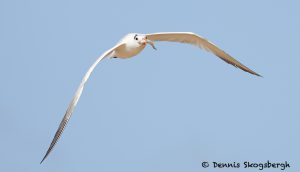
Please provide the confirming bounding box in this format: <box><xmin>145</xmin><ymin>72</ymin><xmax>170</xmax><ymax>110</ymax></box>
<box><xmin>127</xmin><ymin>33</ymin><xmax>157</xmax><ymax>50</ymax></box>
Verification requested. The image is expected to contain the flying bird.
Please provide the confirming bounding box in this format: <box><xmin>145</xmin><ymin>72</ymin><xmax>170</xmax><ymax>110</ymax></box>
<box><xmin>41</xmin><ymin>32</ymin><xmax>261</xmax><ymax>163</ymax></box>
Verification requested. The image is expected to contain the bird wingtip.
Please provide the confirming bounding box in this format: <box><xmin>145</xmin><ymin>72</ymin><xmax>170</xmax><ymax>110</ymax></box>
<box><xmin>40</xmin><ymin>150</ymin><xmax>50</xmax><ymax>164</ymax></box>
<box><xmin>40</xmin><ymin>158</ymin><xmax>45</xmax><ymax>164</ymax></box>
<box><xmin>253</xmin><ymin>72</ymin><xmax>263</xmax><ymax>77</ymax></box>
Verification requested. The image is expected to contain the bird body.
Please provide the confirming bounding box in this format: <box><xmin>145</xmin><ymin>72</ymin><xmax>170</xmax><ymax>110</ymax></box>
<box><xmin>41</xmin><ymin>32</ymin><xmax>261</xmax><ymax>164</ymax></box>
<box><xmin>112</xmin><ymin>33</ymin><xmax>147</xmax><ymax>58</ymax></box>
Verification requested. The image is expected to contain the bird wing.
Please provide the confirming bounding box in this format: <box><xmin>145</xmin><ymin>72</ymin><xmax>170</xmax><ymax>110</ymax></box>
<box><xmin>146</xmin><ymin>32</ymin><xmax>261</xmax><ymax>76</ymax></box>
<box><xmin>41</xmin><ymin>43</ymin><xmax>125</xmax><ymax>164</ymax></box>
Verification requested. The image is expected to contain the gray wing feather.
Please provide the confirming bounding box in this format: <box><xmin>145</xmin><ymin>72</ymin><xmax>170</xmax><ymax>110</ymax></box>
<box><xmin>146</xmin><ymin>32</ymin><xmax>261</xmax><ymax>77</ymax></box>
<box><xmin>40</xmin><ymin>43</ymin><xmax>125</xmax><ymax>164</ymax></box>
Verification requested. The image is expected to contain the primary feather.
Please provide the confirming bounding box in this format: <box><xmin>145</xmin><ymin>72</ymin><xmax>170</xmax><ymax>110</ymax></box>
<box><xmin>147</xmin><ymin>32</ymin><xmax>261</xmax><ymax>76</ymax></box>
<box><xmin>40</xmin><ymin>43</ymin><xmax>125</xmax><ymax>163</ymax></box>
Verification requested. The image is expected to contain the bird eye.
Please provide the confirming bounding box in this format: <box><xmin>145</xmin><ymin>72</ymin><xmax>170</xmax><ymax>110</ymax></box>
<box><xmin>135</xmin><ymin>37</ymin><xmax>138</xmax><ymax>40</ymax></box>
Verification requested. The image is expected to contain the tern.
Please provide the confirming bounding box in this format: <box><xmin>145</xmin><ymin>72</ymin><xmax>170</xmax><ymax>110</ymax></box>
<box><xmin>41</xmin><ymin>32</ymin><xmax>261</xmax><ymax>163</ymax></box>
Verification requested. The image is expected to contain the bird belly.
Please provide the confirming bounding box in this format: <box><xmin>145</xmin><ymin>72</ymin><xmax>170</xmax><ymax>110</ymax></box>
<box><xmin>114</xmin><ymin>45</ymin><xmax>145</xmax><ymax>59</ymax></box>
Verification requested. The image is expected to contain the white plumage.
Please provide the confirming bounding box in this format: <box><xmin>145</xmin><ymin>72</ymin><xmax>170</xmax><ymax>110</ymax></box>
<box><xmin>41</xmin><ymin>32</ymin><xmax>261</xmax><ymax>163</ymax></box>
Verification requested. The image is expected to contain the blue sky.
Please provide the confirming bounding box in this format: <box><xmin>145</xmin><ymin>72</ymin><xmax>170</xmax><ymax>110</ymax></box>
<box><xmin>0</xmin><ymin>0</ymin><xmax>299</xmax><ymax>171</ymax></box>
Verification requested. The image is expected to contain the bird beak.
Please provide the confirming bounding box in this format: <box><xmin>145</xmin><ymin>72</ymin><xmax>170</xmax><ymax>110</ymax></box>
<box><xmin>141</xmin><ymin>38</ymin><xmax>157</xmax><ymax>50</ymax></box>
<box><xmin>146</xmin><ymin>39</ymin><xmax>157</xmax><ymax>50</ymax></box>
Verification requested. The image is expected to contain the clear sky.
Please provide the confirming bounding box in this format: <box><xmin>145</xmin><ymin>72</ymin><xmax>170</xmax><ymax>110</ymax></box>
<box><xmin>0</xmin><ymin>0</ymin><xmax>299</xmax><ymax>171</ymax></box>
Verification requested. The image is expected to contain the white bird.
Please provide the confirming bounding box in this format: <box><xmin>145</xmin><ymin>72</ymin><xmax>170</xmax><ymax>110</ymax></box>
<box><xmin>41</xmin><ymin>32</ymin><xmax>261</xmax><ymax>163</ymax></box>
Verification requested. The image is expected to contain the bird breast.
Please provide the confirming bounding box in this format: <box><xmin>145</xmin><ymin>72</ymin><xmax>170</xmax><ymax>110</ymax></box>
<box><xmin>114</xmin><ymin>44</ymin><xmax>146</xmax><ymax>59</ymax></box>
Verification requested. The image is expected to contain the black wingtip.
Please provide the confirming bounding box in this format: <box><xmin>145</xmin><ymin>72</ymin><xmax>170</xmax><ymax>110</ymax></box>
<box><xmin>40</xmin><ymin>153</ymin><xmax>48</xmax><ymax>164</ymax></box>
<box><xmin>40</xmin><ymin>158</ymin><xmax>45</xmax><ymax>164</ymax></box>
<box><xmin>253</xmin><ymin>72</ymin><xmax>263</xmax><ymax>77</ymax></box>
<box><xmin>40</xmin><ymin>147</ymin><xmax>52</xmax><ymax>164</ymax></box>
